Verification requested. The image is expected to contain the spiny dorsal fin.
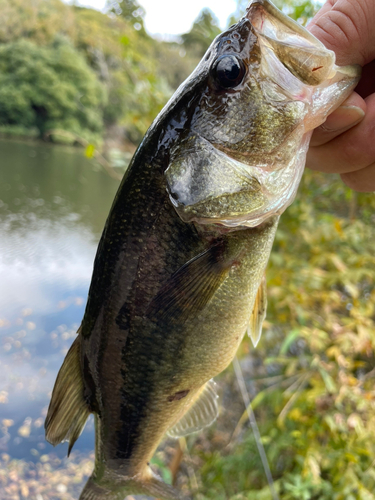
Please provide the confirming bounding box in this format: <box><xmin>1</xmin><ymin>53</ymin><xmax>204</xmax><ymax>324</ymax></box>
<box><xmin>45</xmin><ymin>335</ymin><xmax>90</xmax><ymax>455</ymax></box>
<box><xmin>146</xmin><ymin>241</ymin><xmax>231</xmax><ymax>324</ymax></box>
<box><xmin>247</xmin><ymin>274</ymin><xmax>267</xmax><ymax>348</ymax></box>
<box><xmin>167</xmin><ymin>380</ymin><xmax>219</xmax><ymax>438</ymax></box>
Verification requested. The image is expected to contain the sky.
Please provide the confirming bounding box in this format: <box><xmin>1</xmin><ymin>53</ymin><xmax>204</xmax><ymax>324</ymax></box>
<box><xmin>65</xmin><ymin>0</ymin><xmax>238</xmax><ymax>36</ymax></box>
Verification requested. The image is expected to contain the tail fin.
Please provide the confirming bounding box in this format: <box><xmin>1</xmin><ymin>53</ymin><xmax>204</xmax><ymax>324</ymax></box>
<box><xmin>81</xmin><ymin>416</ymin><xmax>185</xmax><ymax>500</ymax></box>
<box><xmin>45</xmin><ymin>335</ymin><xmax>90</xmax><ymax>455</ymax></box>
<box><xmin>80</xmin><ymin>467</ymin><xmax>185</xmax><ymax>500</ymax></box>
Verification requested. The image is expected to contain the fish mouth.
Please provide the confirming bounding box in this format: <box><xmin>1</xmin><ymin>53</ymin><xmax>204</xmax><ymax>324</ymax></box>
<box><xmin>245</xmin><ymin>0</ymin><xmax>323</xmax><ymax>47</ymax></box>
<box><xmin>245</xmin><ymin>0</ymin><xmax>336</xmax><ymax>87</ymax></box>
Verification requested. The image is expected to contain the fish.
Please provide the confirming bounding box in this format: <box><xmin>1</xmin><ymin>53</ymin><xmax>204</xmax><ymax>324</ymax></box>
<box><xmin>45</xmin><ymin>1</ymin><xmax>360</xmax><ymax>499</ymax></box>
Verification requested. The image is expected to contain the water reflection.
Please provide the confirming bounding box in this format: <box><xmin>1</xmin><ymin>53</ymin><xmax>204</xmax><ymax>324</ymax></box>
<box><xmin>0</xmin><ymin>139</ymin><xmax>120</xmax><ymax>462</ymax></box>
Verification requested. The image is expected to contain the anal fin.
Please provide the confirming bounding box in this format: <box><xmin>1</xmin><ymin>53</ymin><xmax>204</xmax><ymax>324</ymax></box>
<box><xmin>45</xmin><ymin>335</ymin><xmax>90</xmax><ymax>455</ymax></box>
<box><xmin>167</xmin><ymin>380</ymin><xmax>219</xmax><ymax>438</ymax></box>
<box><xmin>248</xmin><ymin>274</ymin><xmax>267</xmax><ymax>348</ymax></box>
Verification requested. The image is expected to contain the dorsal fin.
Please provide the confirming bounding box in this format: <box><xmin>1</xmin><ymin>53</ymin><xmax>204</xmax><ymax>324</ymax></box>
<box><xmin>247</xmin><ymin>274</ymin><xmax>267</xmax><ymax>348</ymax></box>
<box><xmin>167</xmin><ymin>380</ymin><xmax>219</xmax><ymax>438</ymax></box>
<box><xmin>45</xmin><ymin>336</ymin><xmax>90</xmax><ymax>455</ymax></box>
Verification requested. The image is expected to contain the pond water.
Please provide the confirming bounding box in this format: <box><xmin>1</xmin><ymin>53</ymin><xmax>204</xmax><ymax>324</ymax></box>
<box><xmin>0</xmin><ymin>139</ymin><xmax>120</xmax><ymax>464</ymax></box>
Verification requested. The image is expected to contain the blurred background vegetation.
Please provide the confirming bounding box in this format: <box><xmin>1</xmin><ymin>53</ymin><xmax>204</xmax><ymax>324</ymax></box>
<box><xmin>1</xmin><ymin>0</ymin><xmax>375</xmax><ymax>499</ymax></box>
<box><xmin>0</xmin><ymin>0</ymin><xmax>213</xmax><ymax>147</ymax></box>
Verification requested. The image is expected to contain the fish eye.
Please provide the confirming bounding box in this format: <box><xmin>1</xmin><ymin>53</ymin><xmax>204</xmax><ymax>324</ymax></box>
<box><xmin>214</xmin><ymin>55</ymin><xmax>246</xmax><ymax>89</ymax></box>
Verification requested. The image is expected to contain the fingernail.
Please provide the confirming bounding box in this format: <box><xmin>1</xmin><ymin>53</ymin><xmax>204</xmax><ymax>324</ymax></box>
<box><xmin>321</xmin><ymin>106</ymin><xmax>365</xmax><ymax>132</ymax></box>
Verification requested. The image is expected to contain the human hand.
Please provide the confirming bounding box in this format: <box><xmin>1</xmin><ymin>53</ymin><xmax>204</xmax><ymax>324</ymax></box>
<box><xmin>307</xmin><ymin>0</ymin><xmax>375</xmax><ymax>192</ymax></box>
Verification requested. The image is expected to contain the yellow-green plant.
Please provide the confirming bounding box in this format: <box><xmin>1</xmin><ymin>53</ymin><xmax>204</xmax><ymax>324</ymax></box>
<box><xmin>194</xmin><ymin>171</ymin><xmax>375</xmax><ymax>500</ymax></box>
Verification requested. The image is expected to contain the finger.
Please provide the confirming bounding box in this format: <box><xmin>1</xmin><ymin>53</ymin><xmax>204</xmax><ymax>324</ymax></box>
<box><xmin>307</xmin><ymin>0</ymin><xmax>337</xmax><ymax>27</ymax></box>
<box><xmin>341</xmin><ymin>162</ymin><xmax>375</xmax><ymax>192</ymax></box>
<box><xmin>308</xmin><ymin>0</ymin><xmax>375</xmax><ymax>66</ymax></box>
<box><xmin>310</xmin><ymin>92</ymin><xmax>366</xmax><ymax>147</ymax></box>
<box><xmin>306</xmin><ymin>92</ymin><xmax>375</xmax><ymax>173</ymax></box>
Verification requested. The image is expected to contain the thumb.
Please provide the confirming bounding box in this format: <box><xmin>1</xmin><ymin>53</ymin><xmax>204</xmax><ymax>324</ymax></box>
<box><xmin>308</xmin><ymin>0</ymin><xmax>375</xmax><ymax>66</ymax></box>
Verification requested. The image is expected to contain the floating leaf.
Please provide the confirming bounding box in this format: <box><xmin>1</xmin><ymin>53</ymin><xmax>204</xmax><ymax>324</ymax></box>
<box><xmin>85</xmin><ymin>144</ymin><xmax>95</xmax><ymax>159</ymax></box>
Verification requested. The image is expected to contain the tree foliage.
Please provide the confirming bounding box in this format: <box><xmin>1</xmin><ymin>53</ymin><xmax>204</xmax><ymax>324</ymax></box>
<box><xmin>0</xmin><ymin>38</ymin><xmax>105</xmax><ymax>140</ymax></box>
<box><xmin>106</xmin><ymin>0</ymin><xmax>146</xmax><ymax>34</ymax></box>
<box><xmin>0</xmin><ymin>0</ymin><xmax>242</xmax><ymax>144</ymax></box>
<box><xmin>0</xmin><ymin>0</ymin><xmax>175</xmax><ymax>142</ymax></box>
<box><xmin>0</xmin><ymin>0</ymin><xmax>74</xmax><ymax>46</ymax></box>
<box><xmin>181</xmin><ymin>8</ymin><xmax>222</xmax><ymax>58</ymax></box>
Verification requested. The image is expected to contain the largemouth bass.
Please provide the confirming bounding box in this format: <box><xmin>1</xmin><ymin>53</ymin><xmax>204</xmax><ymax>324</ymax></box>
<box><xmin>45</xmin><ymin>1</ymin><xmax>360</xmax><ymax>499</ymax></box>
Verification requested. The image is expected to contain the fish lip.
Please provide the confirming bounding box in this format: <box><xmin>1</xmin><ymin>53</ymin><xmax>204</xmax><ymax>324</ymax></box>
<box><xmin>245</xmin><ymin>0</ymin><xmax>270</xmax><ymax>27</ymax></box>
<box><xmin>245</xmin><ymin>0</ymin><xmax>327</xmax><ymax>49</ymax></box>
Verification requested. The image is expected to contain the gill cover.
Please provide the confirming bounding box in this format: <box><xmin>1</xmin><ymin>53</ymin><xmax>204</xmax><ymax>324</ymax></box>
<box><xmin>165</xmin><ymin>0</ymin><xmax>360</xmax><ymax>229</ymax></box>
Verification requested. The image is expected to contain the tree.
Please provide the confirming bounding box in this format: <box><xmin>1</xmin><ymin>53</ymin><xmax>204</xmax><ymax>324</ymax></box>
<box><xmin>181</xmin><ymin>8</ymin><xmax>222</xmax><ymax>58</ymax></box>
<box><xmin>106</xmin><ymin>0</ymin><xmax>146</xmax><ymax>35</ymax></box>
<box><xmin>0</xmin><ymin>39</ymin><xmax>106</xmax><ymax>140</ymax></box>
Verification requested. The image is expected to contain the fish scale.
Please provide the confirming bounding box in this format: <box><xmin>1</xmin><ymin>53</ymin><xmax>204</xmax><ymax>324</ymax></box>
<box><xmin>45</xmin><ymin>1</ymin><xmax>360</xmax><ymax>499</ymax></box>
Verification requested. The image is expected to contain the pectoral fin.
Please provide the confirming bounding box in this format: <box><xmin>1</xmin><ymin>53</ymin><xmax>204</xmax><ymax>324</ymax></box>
<box><xmin>45</xmin><ymin>335</ymin><xmax>90</xmax><ymax>456</ymax></box>
<box><xmin>247</xmin><ymin>274</ymin><xmax>267</xmax><ymax>348</ymax></box>
<box><xmin>167</xmin><ymin>380</ymin><xmax>219</xmax><ymax>438</ymax></box>
<box><xmin>146</xmin><ymin>240</ymin><xmax>231</xmax><ymax>324</ymax></box>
